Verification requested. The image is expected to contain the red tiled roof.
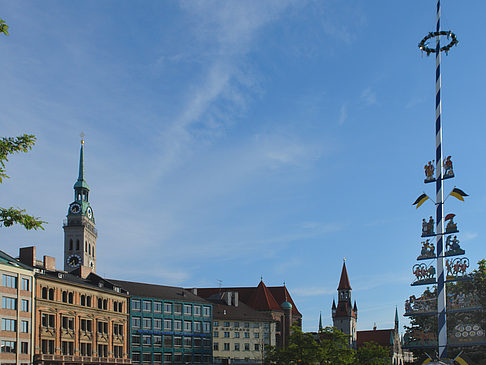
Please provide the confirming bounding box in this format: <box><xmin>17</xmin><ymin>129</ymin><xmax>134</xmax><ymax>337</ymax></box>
<box><xmin>247</xmin><ymin>281</ymin><xmax>281</xmax><ymax>311</ymax></box>
<box><xmin>268</xmin><ymin>286</ymin><xmax>302</xmax><ymax>316</ymax></box>
<box><xmin>338</xmin><ymin>261</ymin><xmax>352</xmax><ymax>290</ymax></box>
<box><xmin>195</xmin><ymin>282</ymin><xmax>302</xmax><ymax>317</ymax></box>
<box><xmin>357</xmin><ymin>329</ymin><xmax>394</xmax><ymax>348</ymax></box>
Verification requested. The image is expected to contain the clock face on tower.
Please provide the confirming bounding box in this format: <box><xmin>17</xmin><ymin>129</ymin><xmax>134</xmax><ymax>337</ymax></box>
<box><xmin>70</xmin><ymin>203</ymin><xmax>81</xmax><ymax>214</ymax></box>
<box><xmin>87</xmin><ymin>207</ymin><xmax>93</xmax><ymax>219</ymax></box>
<box><xmin>67</xmin><ymin>254</ymin><xmax>82</xmax><ymax>268</ymax></box>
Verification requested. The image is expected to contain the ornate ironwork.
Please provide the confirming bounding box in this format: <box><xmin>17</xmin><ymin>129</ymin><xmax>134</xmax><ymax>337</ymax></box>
<box><xmin>445</xmin><ymin>257</ymin><xmax>469</xmax><ymax>278</ymax></box>
<box><xmin>449</xmin><ymin>320</ymin><xmax>486</xmax><ymax>346</ymax></box>
<box><xmin>405</xmin><ymin>292</ymin><xmax>436</xmax><ymax>315</ymax></box>
<box><xmin>424</xmin><ymin>161</ymin><xmax>435</xmax><ymax>183</ymax></box>
<box><xmin>404</xmin><ymin>326</ymin><xmax>437</xmax><ymax>348</ymax></box>
<box><xmin>417</xmin><ymin>239</ymin><xmax>436</xmax><ymax>260</ymax></box>
<box><xmin>405</xmin><ymin>291</ymin><xmax>481</xmax><ymax>316</ymax></box>
<box><xmin>448</xmin><ymin>292</ymin><xmax>482</xmax><ymax>312</ymax></box>
<box><xmin>445</xmin><ymin>235</ymin><xmax>464</xmax><ymax>256</ymax></box>
<box><xmin>445</xmin><ymin>216</ymin><xmax>458</xmax><ymax>234</ymax></box>
<box><xmin>412</xmin><ymin>263</ymin><xmax>436</xmax><ymax>285</ymax></box>
<box><xmin>421</xmin><ymin>216</ymin><xmax>435</xmax><ymax>237</ymax></box>
<box><xmin>443</xmin><ymin>156</ymin><xmax>454</xmax><ymax>178</ymax></box>
<box><xmin>418</xmin><ymin>30</ymin><xmax>459</xmax><ymax>56</ymax></box>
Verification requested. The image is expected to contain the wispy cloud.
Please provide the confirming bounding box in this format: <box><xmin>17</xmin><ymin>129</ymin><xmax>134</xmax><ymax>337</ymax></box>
<box><xmin>338</xmin><ymin>104</ymin><xmax>348</xmax><ymax>125</ymax></box>
<box><xmin>361</xmin><ymin>87</ymin><xmax>377</xmax><ymax>106</ymax></box>
<box><xmin>354</xmin><ymin>273</ymin><xmax>410</xmax><ymax>292</ymax></box>
<box><xmin>462</xmin><ymin>232</ymin><xmax>478</xmax><ymax>242</ymax></box>
<box><xmin>152</xmin><ymin>1</ymin><xmax>298</xmax><ymax>178</ymax></box>
<box><xmin>292</xmin><ymin>286</ymin><xmax>335</xmax><ymax>297</ymax></box>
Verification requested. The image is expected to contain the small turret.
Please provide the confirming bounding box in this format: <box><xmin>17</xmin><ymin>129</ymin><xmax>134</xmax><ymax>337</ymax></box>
<box><xmin>395</xmin><ymin>306</ymin><xmax>399</xmax><ymax>331</ymax></box>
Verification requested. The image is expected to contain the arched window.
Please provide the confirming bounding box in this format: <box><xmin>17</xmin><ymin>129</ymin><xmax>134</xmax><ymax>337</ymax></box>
<box><xmin>62</xmin><ymin>291</ymin><xmax>68</xmax><ymax>303</ymax></box>
<box><xmin>85</xmin><ymin>241</ymin><xmax>87</xmax><ymax>253</ymax></box>
<box><xmin>81</xmin><ymin>295</ymin><xmax>86</xmax><ymax>306</ymax></box>
<box><xmin>68</xmin><ymin>292</ymin><xmax>74</xmax><ymax>304</ymax></box>
<box><xmin>42</xmin><ymin>287</ymin><xmax>48</xmax><ymax>299</ymax></box>
<box><xmin>49</xmin><ymin>288</ymin><xmax>55</xmax><ymax>300</ymax></box>
<box><xmin>87</xmin><ymin>296</ymin><xmax>91</xmax><ymax>307</ymax></box>
<box><xmin>103</xmin><ymin>299</ymin><xmax>108</xmax><ymax>310</ymax></box>
<box><xmin>98</xmin><ymin>298</ymin><xmax>103</xmax><ymax>309</ymax></box>
<box><xmin>76</xmin><ymin>240</ymin><xmax>80</xmax><ymax>250</ymax></box>
<box><xmin>89</xmin><ymin>244</ymin><xmax>91</xmax><ymax>256</ymax></box>
<box><xmin>69</xmin><ymin>239</ymin><xmax>73</xmax><ymax>250</ymax></box>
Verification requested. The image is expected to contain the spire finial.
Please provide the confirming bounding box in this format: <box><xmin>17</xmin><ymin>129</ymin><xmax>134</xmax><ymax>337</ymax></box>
<box><xmin>260</xmin><ymin>275</ymin><xmax>263</xmax><ymax>282</ymax></box>
<box><xmin>343</xmin><ymin>257</ymin><xmax>346</xmax><ymax>262</ymax></box>
<box><xmin>74</xmin><ymin>134</ymin><xmax>90</xmax><ymax>192</ymax></box>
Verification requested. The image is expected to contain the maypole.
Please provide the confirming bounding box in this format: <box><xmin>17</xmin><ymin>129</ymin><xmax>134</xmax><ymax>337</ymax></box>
<box><xmin>405</xmin><ymin>2</ymin><xmax>486</xmax><ymax>362</ymax></box>
<box><xmin>434</xmin><ymin>0</ymin><xmax>447</xmax><ymax>359</ymax></box>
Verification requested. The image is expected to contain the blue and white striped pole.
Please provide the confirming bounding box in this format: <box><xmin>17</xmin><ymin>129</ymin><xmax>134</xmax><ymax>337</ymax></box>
<box><xmin>434</xmin><ymin>0</ymin><xmax>447</xmax><ymax>359</ymax></box>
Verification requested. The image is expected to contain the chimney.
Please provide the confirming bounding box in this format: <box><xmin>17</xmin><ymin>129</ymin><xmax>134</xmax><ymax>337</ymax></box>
<box><xmin>232</xmin><ymin>292</ymin><xmax>239</xmax><ymax>307</ymax></box>
<box><xmin>223</xmin><ymin>292</ymin><xmax>231</xmax><ymax>306</ymax></box>
<box><xmin>79</xmin><ymin>266</ymin><xmax>92</xmax><ymax>279</ymax></box>
<box><xmin>191</xmin><ymin>288</ymin><xmax>198</xmax><ymax>295</ymax></box>
<box><xmin>43</xmin><ymin>256</ymin><xmax>56</xmax><ymax>271</ymax></box>
<box><xmin>19</xmin><ymin>246</ymin><xmax>36</xmax><ymax>267</ymax></box>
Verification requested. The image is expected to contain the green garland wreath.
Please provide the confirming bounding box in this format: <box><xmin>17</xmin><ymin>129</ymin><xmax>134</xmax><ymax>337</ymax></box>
<box><xmin>418</xmin><ymin>31</ymin><xmax>458</xmax><ymax>56</ymax></box>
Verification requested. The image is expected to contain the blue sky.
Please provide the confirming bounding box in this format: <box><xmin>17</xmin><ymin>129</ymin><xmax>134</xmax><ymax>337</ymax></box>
<box><xmin>1</xmin><ymin>1</ymin><xmax>485</xmax><ymax>333</ymax></box>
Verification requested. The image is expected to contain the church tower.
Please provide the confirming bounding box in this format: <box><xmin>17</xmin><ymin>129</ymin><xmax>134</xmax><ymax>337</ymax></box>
<box><xmin>332</xmin><ymin>260</ymin><xmax>357</xmax><ymax>348</ymax></box>
<box><xmin>63</xmin><ymin>138</ymin><xmax>97</xmax><ymax>273</ymax></box>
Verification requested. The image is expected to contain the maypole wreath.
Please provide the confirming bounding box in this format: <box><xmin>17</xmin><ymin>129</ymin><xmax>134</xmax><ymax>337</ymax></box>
<box><xmin>418</xmin><ymin>31</ymin><xmax>458</xmax><ymax>56</ymax></box>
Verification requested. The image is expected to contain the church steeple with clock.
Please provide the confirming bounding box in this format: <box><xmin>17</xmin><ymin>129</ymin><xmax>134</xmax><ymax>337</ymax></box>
<box><xmin>63</xmin><ymin>137</ymin><xmax>97</xmax><ymax>273</ymax></box>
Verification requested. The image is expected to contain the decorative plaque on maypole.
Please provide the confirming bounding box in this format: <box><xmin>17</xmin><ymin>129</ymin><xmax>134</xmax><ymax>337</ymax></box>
<box><xmin>404</xmin><ymin>1</ymin><xmax>485</xmax><ymax>363</ymax></box>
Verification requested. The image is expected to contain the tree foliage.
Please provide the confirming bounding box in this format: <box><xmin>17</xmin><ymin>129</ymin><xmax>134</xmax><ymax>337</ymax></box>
<box><xmin>264</xmin><ymin>326</ymin><xmax>357</xmax><ymax>365</ymax></box>
<box><xmin>0</xmin><ymin>135</ymin><xmax>46</xmax><ymax>230</ymax></box>
<box><xmin>0</xmin><ymin>19</ymin><xmax>8</xmax><ymax>36</ymax></box>
<box><xmin>356</xmin><ymin>341</ymin><xmax>389</xmax><ymax>365</ymax></box>
<box><xmin>318</xmin><ymin>327</ymin><xmax>356</xmax><ymax>365</ymax></box>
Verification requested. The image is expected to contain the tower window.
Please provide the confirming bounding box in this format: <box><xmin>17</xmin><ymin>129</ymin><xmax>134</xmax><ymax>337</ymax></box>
<box><xmin>85</xmin><ymin>241</ymin><xmax>87</xmax><ymax>253</ymax></box>
<box><xmin>76</xmin><ymin>240</ymin><xmax>80</xmax><ymax>250</ymax></box>
<box><xmin>69</xmin><ymin>239</ymin><xmax>73</xmax><ymax>250</ymax></box>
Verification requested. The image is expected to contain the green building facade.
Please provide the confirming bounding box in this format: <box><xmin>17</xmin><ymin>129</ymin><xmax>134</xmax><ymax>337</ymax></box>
<box><xmin>110</xmin><ymin>280</ymin><xmax>213</xmax><ymax>364</ymax></box>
